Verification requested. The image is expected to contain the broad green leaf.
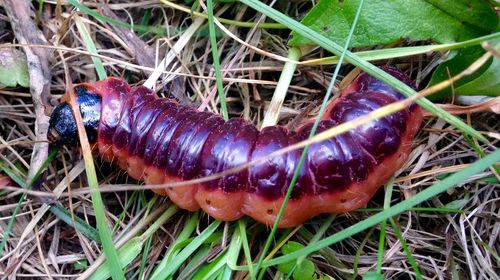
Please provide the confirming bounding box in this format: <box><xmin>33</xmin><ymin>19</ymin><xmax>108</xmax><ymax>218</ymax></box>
<box><xmin>455</xmin><ymin>56</ymin><xmax>499</xmax><ymax>96</ymax></box>
<box><xmin>424</xmin><ymin>0</ymin><xmax>498</xmax><ymax>31</ymax></box>
<box><xmin>426</xmin><ymin>46</ymin><xmax>492</xmax><ymax>99</ymax></box>
<box><xmin>289</xmin><ymin>0</ymin><xmax>497</xmax><ymax>47</ymax></box>
<box><xmin>0</xmin><ymin>48</ymin><xmax>29</xmax><ymax>87</ymax></box>
<box><xmin>277</xmin><ymin>241</ymin><xmax>315</xmax><ymax>280</ymax></box>
<box><xmin>427</xmin><ymin>37</ymin><xmax>499</xmax><ymax>98</ymax></box>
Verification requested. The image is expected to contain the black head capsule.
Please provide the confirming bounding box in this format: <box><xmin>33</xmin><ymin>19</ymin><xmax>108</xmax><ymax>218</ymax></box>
<box><xmin>48</xmin><ymin>85</ymin><xmax>102</xmax><ymax>147</ymax></box>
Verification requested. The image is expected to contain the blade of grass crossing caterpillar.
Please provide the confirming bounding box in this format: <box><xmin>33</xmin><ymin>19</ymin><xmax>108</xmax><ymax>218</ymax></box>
<box><xmin>255</xmin><ymin>1</ymin><xmax>366</xmax><ymax>278</ymax></box>
<box><xmin>66</xmin><ymin>84</ymin><xmax>122</xmax><ymax>280</ymax></box>
<box><xmin>302</xmin><ymin>32</ymin><xmax>500</xmax><ymax>66</ymax></box>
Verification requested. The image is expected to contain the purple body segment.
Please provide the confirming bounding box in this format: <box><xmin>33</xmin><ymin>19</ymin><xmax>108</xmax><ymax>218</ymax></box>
<box><xmin>180</xmin><ymin>115</ymin><xmax>225</xmax><ymax>179</ymax></box>
<box><xmin>358</xmin><ymin>66</ymin><xmax>415</xmax><ymax>95</ymax></box>
<box><xmin>221</xmin><ymin>124</ymin><xmax>259</xmax><ymax>192</ymax></box>
<box><xmin>112</xmin><ymin>92</ymin><xmax>155</xmax><ymax>150</ymax></box>
<box><xmin>166</xmin><ymin>111</ymin><xmax>213</xmax><ymax>175</ymax></box>
<box><xmin>199</xmin><ymin>118</ymin><xmax>249</xmax><ymax>190</ymax></box>
<box><xmin>249</xmin><ymin>126</ymin><xmax>289</xmax><ymax>198</ymax></box>
<box><xmin>304</xmin><ymin>120</ymin><xmax>348</xmax><ymax>191</ymax></box>
<box><xmin>152</xmin><ymin>107</ymin><xmax>198</xmax><ymax>171</ymax></box>
<box><xmin>283</xmin><ymin>132</ymin><xmax>314</xmax><ymax>198</ymax></box>
<box><xmin>142</xmin><ymin>102</ymin><xmax>181</xmax><ymax>165</ymax></box>
<box><xmin>97</xmin><ymin>67</ymin><xmax>417</xmax><ymax>201</ymax></box>
<box><xmin>98</xmin><ymin>80</ymin><xmax>140</xmax><ymax>144</ymax></box>
<box><xmin>130</xmin><ymin>99</ymin><xmax>174</xmax><ymax>158</ymax></box>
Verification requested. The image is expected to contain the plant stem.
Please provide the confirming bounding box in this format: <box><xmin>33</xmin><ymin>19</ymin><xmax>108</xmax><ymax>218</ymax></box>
<box><xmin>206</xmin><ymin>0</ymin><xmax>229</xmax><ymax>120</ymax></box>
<box><xmin>261</xmin><ymin>47</ymin><xmax>301</xmax><ymax>128</ymax></box>
<box><xmin>159</xmin><ymin>0</ymin><xmax>286</xmax><ymax>29</ymax></box>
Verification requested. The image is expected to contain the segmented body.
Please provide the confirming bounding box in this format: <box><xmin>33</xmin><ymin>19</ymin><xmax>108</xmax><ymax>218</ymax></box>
<box><xmin>59</xmin><ymin>67</ymin><xmax>423</xmax><ymax>227</ymax></box>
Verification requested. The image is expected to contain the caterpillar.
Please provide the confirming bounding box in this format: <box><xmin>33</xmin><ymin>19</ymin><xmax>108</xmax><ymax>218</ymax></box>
<box><xmin>48</xmin><ymin>67</ymin><xmax>423</xmax><ymax>228</ymax></box>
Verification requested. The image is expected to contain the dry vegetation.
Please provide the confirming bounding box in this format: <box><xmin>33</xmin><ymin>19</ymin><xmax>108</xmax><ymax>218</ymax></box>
<box><xmin>0</xmin><ymin>1</ymin><xmax>499</xmax><ymax>279</ymax></box>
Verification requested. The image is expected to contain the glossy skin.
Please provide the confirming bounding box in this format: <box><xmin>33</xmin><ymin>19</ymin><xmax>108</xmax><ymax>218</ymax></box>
<box><xmin>48</xmin><ymin>85</ymin><xmax>102</xmax><ymax>145</ymax></box>
<box><xmin>49</xmin><ymin>67</ymin><xmax>423</xmax><ymax>227</ymax></box>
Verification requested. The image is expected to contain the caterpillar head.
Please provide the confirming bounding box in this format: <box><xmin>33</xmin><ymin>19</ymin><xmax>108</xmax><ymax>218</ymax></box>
<box><xmin>48</xmin><ymin>85</ymin><xmax>102</xmax><ymax>147</ymax></box>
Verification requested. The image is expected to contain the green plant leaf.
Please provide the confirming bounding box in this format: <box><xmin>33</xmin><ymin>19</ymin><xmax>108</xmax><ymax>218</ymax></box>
<box><xmin>426</xmin><ymin>46</ymin><xmax>492</xmax><ymax>99</ymax></box>
<box><xmin>289</xmin><ymin>0</ymin><xmax>497</xmax><ymax>47</ymax></box>
<box><xmin>277</xmin><ymin>241</ymin><xmax>315</xmax><ymax>280</ymax></box>
<box><xmin>0</xmin><ymin>48</ymin><xmax>29</xmax><ymax>87</ymax></box>
<box><xmin>427</xmin><ymin>37</ymin><xmax>499</xmax><ymax>98</ymax></box>
<box><xmin>455</xmin><ymin>55</ymin><xmax>499</xmax><ymax>96</ymax></box>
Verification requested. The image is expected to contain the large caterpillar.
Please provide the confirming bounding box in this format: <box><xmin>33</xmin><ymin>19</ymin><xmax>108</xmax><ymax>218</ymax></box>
<box><xmin>48</xmin><ymin>67</ymin><xmax>423</xmax><ymax>228</ymax></box>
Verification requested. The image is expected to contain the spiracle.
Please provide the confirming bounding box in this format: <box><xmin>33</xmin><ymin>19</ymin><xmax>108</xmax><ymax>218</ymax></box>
<box><xmin>48</xmin><ymin>67</ymin><xmax>423</xmax><ymax>227</ymax></box>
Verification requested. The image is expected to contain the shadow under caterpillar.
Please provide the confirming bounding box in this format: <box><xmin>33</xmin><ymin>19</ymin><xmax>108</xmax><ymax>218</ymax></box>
<box><xmin>48</xmin><ymin>66</ymin><xmax>423</xmax><ymax>227</ymax></box>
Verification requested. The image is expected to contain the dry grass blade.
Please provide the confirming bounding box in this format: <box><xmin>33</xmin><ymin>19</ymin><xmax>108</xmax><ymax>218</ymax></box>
<box><xmin>2</xmin><ymin>0</ymin><xmax>51</xmax><ymax>185</ymax></box>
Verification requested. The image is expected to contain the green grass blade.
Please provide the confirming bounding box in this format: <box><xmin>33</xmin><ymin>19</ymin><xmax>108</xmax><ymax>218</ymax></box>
<box><xmin>155</xmin><ymin>220</ymin><xmax>222</xmax><ymax>279</ymax></box>
<box><xmin>304</xmin><ymin>32</ymin><xmax>500</xmax><ymax>65</ymax></box>
<box><xmin>0</xmin><ymin>148</ymin><xmax>57</xmax><ymax>256</ymax></box>
<box><xmin>180</xmin><ymin>244</ymin><xmax>214</xmax><ymax>279</ymax></box>
<box><xmin>49</xmin><ymin>205</ymin><xmax>100</xmax><ymax>242</ymax></box>
<box><xmin>88</xmin><ymin>204</ymin><xmax>177</xmax><ymax>279</ymax></box>
<box><xmin>220</xmin><ymin>265</ymin><xmax>233</xmax><ymax>280</ymax></box>
<box><xmin>0</xmin><ymin>161</ymin><xmax>25</xmax><ymax>187</ymax></box>
<box><xmin>388</xmin><ymin>218</ymin><xmax>423</xmax><ymax>280</ymax></box>
<box><xmin>74</xmin><ymin>15</ymin><xmax>107</xmax><ymax>80</ymax></box>
<box><xmin>376</xmin><ymin>180</ymin><xmax>394</xmax><ymax>274</ymax></box>
<box><xmin>357</xmin><ymin>207</ymin><xmax>465</xmax><ymax>214</ymax></box>
<box><xmin>85</xmin><ymin>180</ymin><xmax>123</xmax><ymax>279</ymax></box>
<box><xmin>206</xmin><ymin>0</ymin><xmax>228</xmax><ymax>120</ymax></box>
<box><xmin>68</xmin><ymin>0</ymin><xmax>167</xmax><ymax>35</ymax></box>
<box><xmin>238</xmin><ymin>0</ymin><xmax>489</xmax><ymax>143</ymax></box>
<box><xmin>72</xmin><ymin>9</ymin><xmax>121</xmax><ymax>280</ymax></box>
<box><xmin>226</xmin><ymin>226</ymin><xmax>243</xmax><ymax>268</ymax></box>
<box><xmin>150</xmin><ymin>212</ymin><xmax>199</xmax><ymax>279</ymax></box>
<box><xmin>139</xmin><ymin>9</ymin><xmax>152</xmax><ymax>36</ymax></box>
<box><xmin>88</xmin><ymin>237</ymin><xmax>144</xmax><ymax>280</ymax></box>
<box><xmin>353</xmin><ymin>228</ymin><xmax>375</xmax><ymax>278</ymax></box>
<box><xmin>238</xmin><ymin>220</ymin><xmax>255</xmax><ymax>279</ymax></box>
<box><xmin>190</xmin><ymin>245</ymin><xmax>230</xmax><ymax>280</ymax></box>
<box><xmin>70</xmin><ymin>102</ymin><xmax>122</xmax><ymax>279</ymax></box>
<box><xmin>138</xmin><ymin>236</ymin><xmax>153</xmax><ymax>278</ymax></box>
